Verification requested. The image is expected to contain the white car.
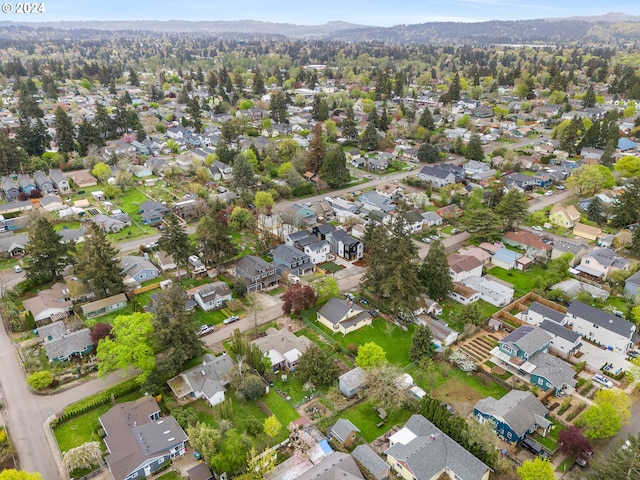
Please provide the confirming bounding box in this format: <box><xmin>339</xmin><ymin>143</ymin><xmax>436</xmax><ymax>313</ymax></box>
<box><xmin>544</xmin><ymin>190</ymin><xmax>553</xmax><ymax>196</ymax></box>
<box><xmin>13</xmin><ymin>265</ymin><xmax>22</xmax><ymax>273</ymax></box>
<box><xmin>198</xmin><ymin>324</ymin><xmax>215</xmax><ymax>336</ymax></box>
<box><xmin>532</xmin><ymin>226</ymin><xmax>543</xmax><ymax>232</ymax></box>
<box><xmin>593</xmin><ymin>373</ymin><xmax>613</xmax><ymax>388</ymax></box>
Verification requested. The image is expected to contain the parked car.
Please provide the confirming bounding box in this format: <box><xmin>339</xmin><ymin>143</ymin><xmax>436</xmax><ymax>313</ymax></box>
<box><xmin>520</xmin><ymin>438</ymin><xmax>549</xmax><ymax>460</ymax></box>
<box><xmin>13</xmin><ymin>265</ymin><xmax>22</xmax><ymax>273</ymax></box>
<box><xmin>532</xmin><ymin>225</ymin><xmax>543</xmax><ymax>232</ymax></box>
<box><xmin>544</xmin><ymin>190</ymin><xmax>553</xmax><ymax>196</ymax></box>
<box><xmin>223</xmin><ymin>315</ymin><xmax>239</xmax><ymax>325</ymax></box>
<box><xmin>627</xmin><ymin>350</ymin><xmax>640</xmax><ymax>359</ymax></box>
<box><xmin>430</xmin><ymin>234</ymin><xmax>439</xmax><ymax>240</ymax></box>
<box><xmin>198</xmin><ymin>324</ymin><xmax>215</xmax><ymax>336</ymax></box>
<box><xmin>145</xmin><ymin>242</ymin><xmax>159</xmax><ymax>250</ymax></box>
<box><xmin>575</xmin><ymin>454</ymin><xmax>588</xmax><ymax>467</ymax></box>
<box><xmin>363</xmin><ymin>175</ymin><xmax>374</xmax><ymax>180</ymax></box>
<box><xmin>451</xmin><ymin>228</ymin><xmax>460</xmax><ymax>234</ymax></box>
<box><xmin>422</xmin><ymin>237</ymin><xmax>431</xmax><ymax>243</ymax></box>
<box><xmin>593</xmin><ymin>373</ymin><xmax>613</xmax><ymax>388</ymax></box>
<box><xmin>344</xmin><ymin>293</ymin><xmax>356</xmax><ymax>301</ymax></box>
<box><xmin>556</xmin><ymin>185</ymin><xmax>565</xmax><ymax>190</ymax></box>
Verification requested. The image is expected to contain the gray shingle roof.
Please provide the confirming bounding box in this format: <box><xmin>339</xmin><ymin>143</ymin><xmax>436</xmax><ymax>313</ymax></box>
<box><xmin>567</xmin><ymin>301</ymin><xmax>635</xmax><ymax>337</ymax></box>
<box><xmin>318</xmin><ymin>297</ymin><xmax>370</xmax><ymax>328</ymax></box>
<box><xmin>339</xmin><ymin>367</ymin><xmax>366</xmax><ymax>391</ymax></box>
<box><xmin>527</xmin><ymin>302</ymin><xmax>566</xmax><ymax>324</ymax></box>
<box><xmin>43</xmin><ymin>328</ymin><xmax>93</xmax><ymax>361</ymax></box>
<box><xmin>195</xmin><ymin>281</ymin><xmax>232</xmax><ymax>304</ymax></box>
<box><xmin>298</xmin><ymin>452</ymin><xmax>364</xmax><ymax>480</ymax></box>
<box><xmin>539</xmin><ymin>320</ymin><xmax>581</xmax><ymax>343</ymax></box>
<box><xmin>330</xmin><ymin>419</ymin><xmax>360</xmax><ymax>443</ymax></box>
<box><xmin>530</xmin><ymin>351</ymin><xmax>577</xmax><ymax>389</ymax></box>
<box><xmin>385</xmin><ymin>414</ymin><xmax>490</xmax><ymax>480</ymax></box>
<box><xmin>474</xmin><ymin>390</ymin><xmax>550</xmax><ymax>439</ymax></box>
<box><xmin>351</xmin><ymin>445</ymin><xmax>389</xmax><ymax>480</ymax></box>
<box><xmin>501</xmin><ymin>325</ymin><xmax>551</xmax><ymax>356</ymax></box>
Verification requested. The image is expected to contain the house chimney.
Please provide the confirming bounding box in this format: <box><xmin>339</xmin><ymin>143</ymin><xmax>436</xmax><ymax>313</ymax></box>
<box><xmin>430</xmin><ymin>434</ymin><xmax>436</xmax><ymax>441</ymax></box>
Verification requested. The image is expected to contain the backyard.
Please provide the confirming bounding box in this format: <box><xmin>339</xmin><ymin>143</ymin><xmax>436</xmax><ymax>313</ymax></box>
<box><xmin>340</xmin><ymin>401</ymin><xmax>413</xmax><ymax>442</ymax></box>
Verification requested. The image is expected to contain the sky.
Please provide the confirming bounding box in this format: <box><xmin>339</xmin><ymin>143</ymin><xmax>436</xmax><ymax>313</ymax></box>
<box><xmin>7</xmin><ymin>1</ymin><xmax>639</xmax><ymax>27</ymax></box>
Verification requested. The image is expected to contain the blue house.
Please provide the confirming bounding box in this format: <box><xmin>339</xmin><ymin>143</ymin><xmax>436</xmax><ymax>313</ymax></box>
<box><xmin>139</xmin><ymin>200</ymin><xmax>168</xmax><ymax>226</ymax></box>
<box><xmin>474</xmin><ymin>390</ymin><xmax>552</xmax><ymax>444</ymax></box>
<box><xmin>535</xmin><ymin>174</ymin><xmax>553</xmax><ymax>188</ymax></box>
<box><xmin>17</xmin><ymin>174</ymin><xmax>36</xmax><ymax>195</ymax></box>
<box><xmin>490</xmin><ymin>325</ymin><xmax>577</xmax><ymax>395</ymax></box>
<box><xmin>272</xmin><ymin>244</ymin><xmax>315</xmax><ymax>276</ymax></box>
<box><xmin>290</xmin><ymin>203</ymin><xmax>317</xmax><ymax>226</ymax></box>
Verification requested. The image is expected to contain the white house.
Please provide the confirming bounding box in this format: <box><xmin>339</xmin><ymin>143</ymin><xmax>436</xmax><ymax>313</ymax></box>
<box><xmin>564</xmin><ymin>301</ymin><xmax>636</xmax><ymax>353</ymax></box>
<box><xmin>523</xmin><ymin>302</ymin><xmax>567</xmax><ymax>326</ymax></box>
<box><xmin>460</xmin><ymin>275</ymin><xmax>514</xmax><ymax>307</ymax></box>
<box><xmin>193</xmin><ymin>281</ymin><xmax>232</xmax><ymax>311</ymax></box>
<box><xmin>447</xmin><ymin>254</ymin><xmax>484</xmax><ymax>283</ymax></box>
<box><xmin>303</xmin><ymin>240</ymin><xmax>332</xmax><ymax>264</ymax></box>
<box><xmin>167</xmin><ymin>354</ymin><xmax>233</xmax><ymax>406</ymax></box>
<box><xmin>538</xmin><ymin>320</ymin><xmax>582</xmax><ymax>357</ymax></box>
<box><xmin>448</xmin><ymin>282</ymin><xmax>481</xmax><ymax>305</ymax></box>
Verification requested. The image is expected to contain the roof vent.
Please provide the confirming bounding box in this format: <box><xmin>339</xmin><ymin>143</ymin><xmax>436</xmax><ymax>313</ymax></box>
<box><xmin>164</xmin><ymin>430</ymin><xmax>170</xmax><ymax>435</ymax></box>
<box><xmin>168</xmin><ymin>437</ymin><xmax>175</xmax><ymax>442</ymax></box>
<box><xmin>430</xmin><ymin>434</ymin><xmax>436</xmax><ymax>440</ymax></box>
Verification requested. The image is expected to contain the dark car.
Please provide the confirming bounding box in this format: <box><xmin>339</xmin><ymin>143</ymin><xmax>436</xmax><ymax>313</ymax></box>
<box><xmin>627</xmin><ymin>350</ymin><xmax>640</xmax><ymax>359</ymax></box>
<box><xmin>520</xmin><ymin>438</ymin><xmax>549</xmax><ymax>460</ymax></box>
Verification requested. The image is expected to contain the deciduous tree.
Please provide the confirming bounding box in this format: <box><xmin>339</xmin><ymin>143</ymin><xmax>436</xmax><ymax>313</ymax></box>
<box><xmin>567</xmin><ymin>164</ymin><xmax>615</xmax><ymax>196</ymax></box>
<box><xmin>356</xmin><ymin>342</ymin><xmax>386</xmax><ymax>369</ymax></box>
<box><xmin>558</xmin><ymin>426</ymin><xmax>591</xmax><ymax>460</ymax></box>
<box><xmin>364</xmin><ymin>362</ymin><xmax>406</xmax><ymax>413</ymax></box>
<box><xmin>0</xmin><ymin>470</ymin><xmax>43</xmax><ymax>480</ymax></box>
<box><xmin>263</xmin><ymin>415</ymin><xmax>282</xmax><ymax>439</ymax></box>
<box><xmin>579</xmin><ymin>403</ymin><xmax>621</xmax><ymax>440</ymax></box>
<box><xmin>91</xmin><ymin>162</ymin><xmax>111</xmax><ymax>182</ymax></box>
<box><xmin>516</xmin><ymin>457</ymin><xmax>554</xmax><ymax>480</ymax></box>
<box><xmin>97</xmin><ymin>312</ymin><xmax>155</xmax><ymax>384</ymax></box>
<box><xmin>281</xmin><ymin>283</ymin><xmax>317</xmax><ymax>316</ymax></box>
<box><xmin>62</xmin><ymin>442</ymin><xmax>102</xmax><ymax>472</ymax></box>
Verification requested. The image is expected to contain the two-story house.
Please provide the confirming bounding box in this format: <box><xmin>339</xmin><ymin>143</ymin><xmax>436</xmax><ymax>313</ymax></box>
<box><xmin>575</xmin><ymin>247</ymin><xmax>630</xmax><ymax>281</ymax></box>
<box><xmin>303</xmin><ymin>240</ymin><xmax>332</xmax><ymax>264</ymax></box>
<box><xmin>1</xmin><ymin>177</ymin><xmax>19</xmax><ymax>201</ymax></box>
<box><xmin>417</xmin><ymin>165</ymin><xmax>455</xmax><ymax>188</ymax></box>
<box><xmin>17</xmin><ymin>174</ymin><xmax>36</xmax><ymax>195</ymax></box>
<box><xmin>564</xmin><ymin>301</ymin><xmax>636</xmax><ymax>353</ymax></box>
<box><xmin>503</xmin><ymin>173</ymin><xmax>537</xmax><ymax>191</ymax></box>
<box><xmin>272</xmin><ymin>244</ymin><xmax>315</xmax><ymax>276</ymax></box>
<box><xmin>317</xmin><ymin>297</ymin><xmax>372</xmax><ymax>335</ymax></box>
<box><xmin>327</xmin><ymin>229</ymin><xmax>363</xmax><ymax>261</ymax></box>
<box><xmin>523</xmin><ymin>301</ymin><xmax>567</xmax><ymax>326</ymax></box>
<box><xmin>447</xmin><ymin>254</ymin><xmax>484</xmax><ymax>283</ymax></box>
<box><xmin>474</xmin><ymin>390</ymin><xmax>551</xmax><ymax>444</ymax></box>
<box><xmin>490</xmin><ymin>325</ymin><xmax>576</xmax><ymax>395</ymax></box>
<box><xmin>235</xmin><ymin>255</ymin><xmax>279</xmax><ymax>293</ymax></box>
<box><xmin>502</xmin><ymin>230</ymin><xmax>552</xmax><ymax>261</ymax></box>
<box><xmin>549</xmin><ymin>205</ymin><xmax>581</xmax><ymax>229</ymax></box>
<box><xmin>167</xmin><ymin>353</ymin><xmax>233</xmax><ymax>407</ymax></box>
<box><xmin>49</xmin><ymin>169</ymin><xmax>70</xmax><ymax>195</ymax></box>
<box><xmin>33</xmin><ymin>171</ymin><xmax>55</xmax><ymax>195</ymax></box>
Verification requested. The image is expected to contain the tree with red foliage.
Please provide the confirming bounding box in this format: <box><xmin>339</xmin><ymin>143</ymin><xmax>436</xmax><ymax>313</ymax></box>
<box><xmin>90</xmin><ymin>322</ymin><xmax>113</xmax><ymax>348</ymax></box>
<box><xmin>558</xmin><ymin>426</ymin><xmax>591</xmax><ymax>460</ymax></box>
<box><xmin>282</xmin><ymin>283</ymin><xmax>317</xmax><ymax>316</ymax></box>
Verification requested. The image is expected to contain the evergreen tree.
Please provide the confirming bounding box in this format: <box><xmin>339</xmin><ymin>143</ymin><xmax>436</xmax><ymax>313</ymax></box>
<box><xmin>16</xmin><ymin>119</ymin><xmax>50</xmax><ymax>157</ymax></box>
<box><xmin>94</xmin><ymin>103</ymin><xmax>114</xmax><ymax>140</ymax></box>
<box><xmin>585</xmin><ymin>433</ymin><xmax>640</xmax><ymax>480</ymax></box>
<box><xmin>252</xmin><ymin>68</ymin><xmax>265</xmax><ymax>95</ymax></box>
<box><xmin>418</xmin><ymin>106</ymin><xmax>435</xmax><ymax>130</ymax></box>
<box><xmin>54</xmin><ymin>106</ymin><xmax>75</xmax><ymax>153</ymax></box>
<box><xmin>0</xmin><ymin>130</ymin><xmax>23</xmax><ymax>175</ymax></box>
<box><xmin>295</xmin><ymin>344</ymin><xmax>340</xmax><ymax>387</ymax></box>
<box><xmin>409</xmin><ymin>324</ymin><xmax>436</xmax><ymax>362</ymax></box>
<box><xmin>25</xmin><ymin>216</ymin><xmax>73</xmax><ymax>284</ymax></box>
<box><xmin>448</xmin><ymin>72</ymin><xmax>461</xmax><ymax>101</ymax></box>
<box><xmin>317</xmin><ymin>99</ymin><xmax>329</xmax><ymax>122</ymax></box>
<box><xmin>464</xmin><ymin>207</ymin><xmax>503</xmax><ymax>242</ymax></box>
<box><xmin>418</xmin><ymin>143</ymin><xmax>440</xmax><ymax>163</ymax></box>
<box><xmin>418</xmin><ymin>239</ymin><xmax>452</xmax><ymax>299</ymax></box>
<box><xmin>360</xmin><ymin>122</ymin><xmax>379</xmax><ymax>151</ymax></box>
<box><xmin>587</xmin><ymin>196</ymin><xmax>603</xmax><ymax>224</ymax></box>
<box><xmin>497</xmin><ymin>189</ymin><xmax>529</xmax><ymax>231</ymax></box>
<box><xmin>559</xmin><ymin>118</ymin><xmax>581</xmax><ymax>155</ymax></box>
<box><xmin>341</xmin><ymin>104</ymin><xmax>358</xmax><ymax>141</ymax></box>
<box><xmin>612</xmin><ymin>181</ymin><xmax>640</xmax><ymax>228</ymax></box>
<box><xmin>75</xmin><ymin>223</ymin><xmax>125</xmax><ymax>299</ymax></box>
<box><xmin>465</xmin><ymin>134</ymin><xmax>484</xmax><ymax>161</ymax></box>
<box><xmin>311</xmin><ymin>95</ymin><xmax>322</xmax><ymax>121</ymax></box>
<box><xmin>151</xmin><ymin>284</ymin><xmax>202</xmax><ymax>374</ymax></box>
<box><xmin>76</xmin><ymin>118</ymin><xmax>103</xmax><ymax>156</ymax></box>
<box><xmin>128</xmin><ymin>67</ymin><xmax>139</xmax><ymax>86</ymax></box>
<box><xmin>319</xmin><ymin>145</ymin><xmax>351</xmax><ymax>188</ymax></box>
<box><xmin>582</xmin><ymin>85</ymin><xmax>596</xmax><ymax>108</ymax></box>
<box><xmin>306</xmin><ymin>123</ymin><xmax>325</xmax><ymax>172</ymax></box>
<box><xmin>379</xmin><ymin>105</ymin><xmax>389</xmax><ymax>132</ymax></box>
<box><xmin>195</xmin><ymin>212</ymin><xmax>237</xmax><ymax>269</ymax></box>
<box><xmin>231</xmin><ymin>154</ymin><xmax>255</xmax><ymax>194</ymax></box>
<box><xmin>269</xmin><ymin>89</ymin><xmax>287</xmax><ymax>124</ymax></box>
<box><xmin>159</xmin><ymin>213</ymin><xmax>191</xmax><ymax>280</ymax></box>
<box><xmin>187</xmin><ymin>97</ymin><xmax>202</xmax><ymax>133</ymax></box>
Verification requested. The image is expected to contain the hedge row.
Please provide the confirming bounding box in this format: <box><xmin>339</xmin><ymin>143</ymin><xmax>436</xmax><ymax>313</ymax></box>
<box><xmin>56</xmin><ymin>379</ymin><xmax>139</xmax><ymax>423</ymax></box>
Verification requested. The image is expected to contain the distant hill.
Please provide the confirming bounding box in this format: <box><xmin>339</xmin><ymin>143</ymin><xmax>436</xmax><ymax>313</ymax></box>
<box><xmin>2</xmin><ymin>14</ymin><xmax>640</xmax><ymax>44</ymax></box>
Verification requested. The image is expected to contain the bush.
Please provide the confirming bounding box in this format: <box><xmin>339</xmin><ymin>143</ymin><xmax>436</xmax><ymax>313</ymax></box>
<box><xmin>567</xmin><ymin>402</ymin><xmax>587</xmax><ymax>422</ymax></box>
<box><xmin>28</xmin><ymin>370</ymin><xmax>55</xmax><ymax>390</ymax></box>
<box><xmin>558</xmin><ymin>399</ymin><xmax>572</xmax><ymax>415</ymax></box>
<box><xmin>346</xmin><ymin>344</ymin><xmax>359</xmax><ymax>355</ymax></box>
<box><xmin>573</xmin><ymin>361</ymin><xmax>587</xmax><ymax>374</ymax></box>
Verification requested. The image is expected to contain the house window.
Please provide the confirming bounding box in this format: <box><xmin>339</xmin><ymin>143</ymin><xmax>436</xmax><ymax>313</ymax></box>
<box><xmin>538</xmin><ymin>378</ymin><xmax>544</xmax><ymax>386</ymax></box>
<box><xmin>502</xmin><ymin>345</ymin><xmax>512</xmax><ymax>354</ymax></box>
<box><xmin>585</xmin><ymin>260</ymin><xmax>590</xmax><ymax>264</ymax></box>
<box><xmin>507</xmin><ymin>431</ymin><xmax>512</xmax><ymax>439</ymax></box>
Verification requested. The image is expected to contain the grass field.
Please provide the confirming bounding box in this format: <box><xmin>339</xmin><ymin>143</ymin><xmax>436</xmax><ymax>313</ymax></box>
<box><xmin>341</xmin><ymin>401</ymin><xmax>412</xmax><ymax>442</ymax></box>
<box><xmin>487</xmin><ymin>265</ymin><xmax>547</xmax><ymax>296</ymax></box>
<box><xmin>260</xmin><ymin>390</ymin><xmax>300</xmax><ymax>442</ymax></box>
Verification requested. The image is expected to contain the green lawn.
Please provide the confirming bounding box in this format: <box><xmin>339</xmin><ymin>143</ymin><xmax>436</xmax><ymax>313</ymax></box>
<box><xmin>319</xmin><ymin>262</ymin><xmax>344</xmax><ymax>273</ymax></box>
<box><xmin>410</xmin><ymin>362</ymin><xmax>509</xmax><ymax>400</ymax></box>
<box><xmin>439</xmin><ymin>298</ymin><xmax>500</xmax><ymax>330</ymax></box>
<box><xmin>306</xmin><ymin>317</ymin><xmax>415</xmax><ymax>366</ymax></box>
<box><xmin>341</xmin><ymin>401</ymin><xmax>413</xmax><ymax>442</ymax></box>
<box><xmin>486</xmin><ymin>265</ymin><xmax>548</xmax><ymax>297</ymax></box>
<box><xmin>81</xmin><ymin>306</ymin><xmax>137</xmax><ymax>328</ymax></box>
<box><xmin>261</xmin><ymin>390</ymin><xmax>299</xmax><ymax>439</ymax></box>
<box><xmin>156</xmin><ymin>472</ymin><xmax>183</xmax><ymax>480</ymax></box>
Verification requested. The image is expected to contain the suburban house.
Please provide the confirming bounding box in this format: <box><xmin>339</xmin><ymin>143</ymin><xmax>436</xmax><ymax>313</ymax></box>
<box><xmin>339</xmin><ymin>367</ymin><xmax>367</xmax><ymax>399</ymax></box>
<box><xmin>491</xmin><ymin>248</ymin><xmax>522</xmax><ymax>270</ymax></box>
<box><xmin>549</xmin><ymin>205</ymin><xmax>581</xmax><ymax>228</ymax></box>
<box><xmin>139</xmin><ymin>200</ymin><xmax>168</xmax><ymax>226</ymax></box>
<box><xmin>186</xmin><ymin>463</ymin><xmax>214</xmax><ymax>480</ymax></box>
<box><xmin>23</xmin><ymin>282</ymin><xmax>73</xmax><ymax>324</ymax></box>
<box><xmin>474</xmin><ymin>390</ymin><xmax>551</xmax><ymax>444</ymax></box>
<box><xmin>303</xmin><ymin>240</ymin><xmax>332</xmax><ymax>264</ymax></box>
<box><xmin>360</xmin><ymin>191</ymin><xmax>396</xmax><ymax>214</ymax></box>
<box><xmin>417</xmin><ymin>165</ymin><xmax>455</xmax><ymax>188</ymax></box>
<box><xmin>167</xmin><ymin>353</ymin><xmax>234</xmax><ymax>407</ymax></box>
<box><xmin>317</xmin><ymin>297</ymin><xmax>372</xmax><ymax>334</ymax></box>
<box><xmin>298</xmin><ymin>452</ymin><xmax>365</xmax><ymax>480</ymax></box>
<box><xmin>352</xmin><ymin>444</ymin><xmax>390</xmax><ymax>480</ymax></box>
<box><xmin>538</xmin><ymin>320</ymin><xmax>582</xmax><ymax>357</ymax></box>
<box><xmin>436</xmin><ymin>204</ymin><xmax>462</xmax><ymax>220</ymax></box>
<box><xmin>460</xmin><ymin>275</ymin><xmax>514</xmax><ymax>307</ymax></box>
<box><xmin>193</xmin><ymin>281</ymin><xmax>232</xmax><ymax>311</ymax></box>
<box><xmin>385</xmin><ymin>414</ymin><xmax>491</xmax><ymax>480</ymax></box>
<box><xmin>327</xmin><ymin>229</ymin><xmax>363</xmax><ymax>261</ymax></box>
<box><xmin>33</xmin><ymin>170</ymin><xmax>54</xmax><ymax>195</ymax></box>
<box><xmin>81</xmin><ymin>293</ymin><xmax>128</xmax><ymax>319</ymax></box>
<box><xmin>523</xmin><ymin>302</ymin><xmax>567</xmax><ymax>326</ymax></box>
<box><xmin>572</xmin><ymin>223</ymin><xmax>602</xmax><ymax>242</ymax></box>
<box><xmin>490</xmin><ymin>325</ymin><xmax>576</xmax><ymax>395</ymax></box>
<box><xmin>574</xmin><ymin>247</ymin><xmax>630</xmax><ymax>281</ymax></box>
<box><xmin>376</xmin><ymin>182</ymin><xmax>403</xmax><ymax>198</ymax></box>
<box><xmin>502</xmin><ymin>230</ymin><xmax>552</xmax><ymax>260</ymax></box>
<box><xmin>272</xmin><ymin>244</ymin><xmax>315</xmax><ymax>276</ymax></box>
<box><xmin>415</xmin><ymin>295</ymin><xmax>444</xmax><ymax>317</ymax></box>
<box><xmin>0</xmin><ymin>232</ymin><xmax>28</xmax><ymax>257</ymax></box>
<box><xmin>38</xmin><ymin>322</ymin><xmax>93</xmax><ymax>362</ymax></box>
<box><xmin>91</xmin><ymin>213</ymin><xmax>132</xmax><ymax>233</ymax></box>
<box><xmin>624</xmin><ymin>270</ymin><xmax>640</xmax><ymax>298</ymax></box>
<box><xmin>458</xmin><ymin>246</ymin><xmax>492</xmax><ymax>265</ymax></box>
<box><xmin>235</xmin><ymin>255</ymin><xmax>279</xmax><ymax>293</ymax></box>
<box><xmin>448</xmin><ymin>282</ymin><xmax>481</xmax><ymax>305</ymax></box>
<box><xmin>100</xmin><ymin>397</ymin><xmax>187</xmax><ymax>480</ymax></box>
<box><xmin>251</xmin><ymin>327</ymin><xmax>312</xmax><ymax>372</ymax></box>
<box><xmin>17</xmin><ymin>174</ymin><xmax>36</xmax><ymax>195</ymax></box>
<box><xmin>290</xmin><ymin>203</ymin><xmax>318</xmax><ymax>226</ymax></box>
<box><xmin>420</xmin><ymin>317</ymin><xmax>459</xmax><ymax>347</ymax></box>
<box><xmin>551</xmin><ymin>240</ymin><xmax>589</xmax><ymax>266</ymax></box>
<box><xmin>329</xmin><ymin>419</ymin><xmax>360</xmax><ymax>448</ymax></box>
<box><xmin>70</xmin><ymin>171</ymin><xmax>98</xmax><ymax>188</ymax></box>
<box><xmin>447</xmin><ymin>253</ymin><xmax>484</xmax><ymax>282</ymax></box>
<box><xmin>154</xmin><ymin>251</ymin><xmax>177</xmax><ymax>272</ymax></box>
<box><xmin>120</xmin><ymin>255</ymin><xmax>159</xmax><ymax>284</ymax></box>
<box><xmin>1</xmin><ymin>177</ymin><xmax>19</xmax><ymax>201</ymax></box>
<box><xmin>564</xmin><ymin>301</ymin><xmax>636</xmax><ymax>353</ymax></box>
<box><xmin>503</xmin><ymin>172</ymin><xmax>537</xmax><ymax>191</ymax></box>
<box><xmin>421</xmin><ymin>211</ymin><xmax>442</xmax><ymax>227</ymax></box>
